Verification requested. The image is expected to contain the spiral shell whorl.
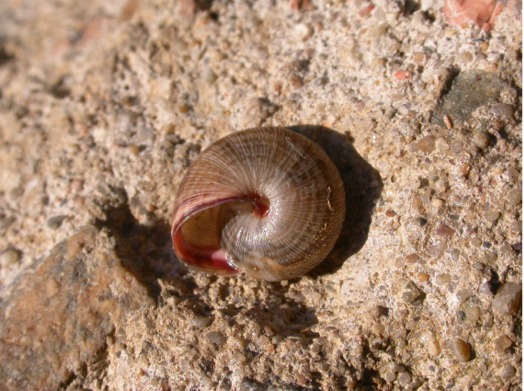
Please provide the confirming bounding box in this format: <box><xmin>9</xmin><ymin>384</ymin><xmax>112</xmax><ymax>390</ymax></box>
<box><xmin>172</xmin><ymin>127</ymin><xmax>345</xmax><ymax>281</ymax></box>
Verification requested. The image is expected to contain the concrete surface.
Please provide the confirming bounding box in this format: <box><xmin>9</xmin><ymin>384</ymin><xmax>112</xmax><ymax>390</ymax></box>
<box><xmin>0</xmin><ymin>0</ymin><xmax>521</xmax><ymax>389</ymax></box>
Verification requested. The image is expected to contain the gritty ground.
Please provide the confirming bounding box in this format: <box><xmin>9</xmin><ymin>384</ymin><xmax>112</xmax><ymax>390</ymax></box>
<box><xmin>0</xmin><ymin>0</ymin><xmax>521</xmax><ymax>390</ymax></box>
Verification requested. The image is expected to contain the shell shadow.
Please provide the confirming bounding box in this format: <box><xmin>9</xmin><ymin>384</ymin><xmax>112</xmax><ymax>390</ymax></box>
<box><xmin>288</xmin><ymin>125</ymin><xmax>383</xmax><ymax>277</ymax></box>
<box><xmin>93</xmin><ymin>188</ymin><xmax>185</xmax><ymax>303</ymax></box>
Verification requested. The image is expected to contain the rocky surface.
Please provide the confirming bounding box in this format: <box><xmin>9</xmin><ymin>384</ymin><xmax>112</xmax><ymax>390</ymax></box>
<box><xmin>0</xmin><ymin>226</ymin><xmax>154</xmax><ymax>389</ymax></box>
<box><xmin>0</xmin><ymin>0</ymin><xmax>521</xmax><ymax>389</ymax></box>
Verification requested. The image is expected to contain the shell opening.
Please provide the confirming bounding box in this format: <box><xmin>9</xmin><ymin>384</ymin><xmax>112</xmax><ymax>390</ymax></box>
<box><xmin>172</xmin><ymin>194</ymin><xmax>270</xmax><ymax>274</ymax></box>
<box><xmin>173</xmin><ymin>227</ymin><xmax>239</xmax><ymax>274</ymax></box>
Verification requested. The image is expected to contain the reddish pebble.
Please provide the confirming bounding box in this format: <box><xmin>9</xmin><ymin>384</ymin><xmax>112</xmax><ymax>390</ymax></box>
<box><xmin>436</xmin><ymin>223</ymin><xmax>455</xmax><ymax>236</ymax></box>
<box><xmin>443</xmin><ymin>0</ymin><xmax>500</xmax><ymax>28</ymax></box>
<box><xmin>393</xmin><ymin>70</ymin><xmax>412</xmax><ymax>81</ymax></box>
<box><xmin>406</xmin><ymin>253</ymin><xmax>420</xmax><ymax>263</ymax></box>
<box><xmin>359</xmin><ymin>4</ymin><xmax>375</xmax><ymax>17</ymax></box>
<box><xmin>290</xmin><ymin>0</ymin><xmax>310</xmax><ymax>10</ymax></box>
<box><xmin>443</xmin><ymin>115</ymin><xmax>453</xmax><ymax>129</ymax></box>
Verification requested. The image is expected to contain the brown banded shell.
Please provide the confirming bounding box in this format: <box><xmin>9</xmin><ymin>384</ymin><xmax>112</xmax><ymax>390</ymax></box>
<box><xmin>171</xmin><ymin>127</ymin><xmax>345</xmax><ymax>281</ymax></box>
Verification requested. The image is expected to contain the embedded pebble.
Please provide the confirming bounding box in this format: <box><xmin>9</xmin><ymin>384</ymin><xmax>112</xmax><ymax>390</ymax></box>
<box><xmin>456</xmin><ymin>289</ymin><xmax>472</xmax><ymax>304</ymax></box>
<box><xmin>412</xmin><ymin>52</ymin><xmax>426</xmax><ymax>65</ymax></box>
<box><xmin>508</xmin><ymin>167</ymin><xmax>520</xmax><ymax>181</ymax></box>
<box><xmin>206</xmin><ymin>331</ymin><xmax>226</xmax><ymax>347</ymax></box>
<box><xmin>0</xmin><ymin>216</ymin><xmax>15</xmax><ymax>231</ymax></box>
<box><xmin>436</xmin><ymin>273</ymin><xmax>451</xmax><ymax>285</ymax></box>
<box><xmin>507</xmin><ymin>189</ymin><xmax>522</xmax><ymax>206</ymax></box>
<box><xmin>393</xmin><ymin>70</ymin><xmax>412</xmax><ymax>81</ymax></box>
<box><xmin>398</xmin><ymin>372</ymin><xmax>411</xmax><ymax>386</ymax></box>
<box><xmin>456</xmin><ymin>51</ymin><xmax>473</xmax><ymax>64</ymax></box>
<box><xmin>470</xmin><ymin>237</ymin><xmax>482</xmax><ymax>247</ymax></box>
<box><xmin>472</xmin><ymin>132</ymin><xmax>491</xmax><ymax>150</ymax></box>
<box><xmin>490</xmin><ymin>103</ymin><xmax>514</xmax><ymax>120</ymax></box>
<box><xmin>499</xmin><ymin>364</ymin><xmax>516</xmax><ymax>380</ymax></box>
<box><xmin>449</xmin><ymin>248</ymin><xmax>460</xmax><ymax>261</ymax></box>
<box><xmin>431</xmin><ymin>198</ymin><xmax>445</xmax><ymax>208</ymax></box>
<box><xmin>426</xmin><ymin>239</ymin><xmax>446</xmax><ymax>258</ymax></box>
<box><xmin>450</xmin><ymin>139</ymin><xmax>464</xmax><ymax>154</ymax></box>
<box><xmin>450</xmin><ymin>338</ymin><xmax>472</xmax><ymax>362</ymax></box>
<box><xmin>494</xmin><ymin>335</ymin><xmax>513</xmax><ymax>355</ymax></box>
<box><xmin>434</xmin><ymin>178</ymin><xmax>447</xmax><ymax>193</ymax></box>
<box><xmin>47</xmin><ymin>215</ymin><xmax>67</xmax><ymax>229</ymax></box>
<box><xmin>292</xmin><ymin>23</ymin><xmax>312</xmax><ymax>41</ymax></box>
<box><xmin>402</xmin><ymin>282</ymin><xmax>424</xmax><ymax>304</ymax></box>
<box><xmin>190</xmin><ymin>315</ymin><xmax>213</xmax><ymax>329</ymax></box>
<box><xmin>384</xmin><ymin>371</ymin><xmax>396</xmax><ymax>383</ymax></box>
<box><xmin>416</xmin><ymin>272</ymin><xmax>430</xmax><ymax>283</ymax></box>
<box><xmin>295</xmin><ymin>372</ymin><xmax>308</xmax><ymax>386</ymax></box>
<box><xmin>484</xmin><ymin>209</ymin><xmax>501</xmax><ymax>224</ymax></box>
<box><xmin>405</xmin><ymin>253</ymin><xmax>420</xmax><ymax>264</ymax></box>
<box><xmin>427</xmin><ymin>336</ymin><xmax>441</xmax><ymax>356</ymax></box>
<box><xmin>493</xmin><ymin>282</ymin><xmax>522</xmax><ymax>316</ymax></box>
<box><xmin>0</xmin><ymin>249</ymin><xmax>22</xmax><ymax>266</ymax></box>
<box><xmin>410</xmin><ymin>135</ymin><xmax>435</xmax><ymax>153</ymax></box>
<box><xmin>463</xmin><ymin>306</ymin><xmax>480</xmax><ymax>324</ymax></box>
<box><xmin>435</xmin><ymin>223</ymin><xmax>455</xmax><ymax>236</ymax></box>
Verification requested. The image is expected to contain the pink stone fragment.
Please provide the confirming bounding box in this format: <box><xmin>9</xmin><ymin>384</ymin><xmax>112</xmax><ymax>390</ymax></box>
<box><xmin>443</xmin><ymin>0</ymin><xmax>503</xmax><ymax>28</ymax></box>
<box><xmin>393</xmin><ymin>70</ymin><xmax>412</xmax><ymax>81</ymax></box>
<box><xmin>435</xmin><ymin>223</ymin><xmax>455</xmax><ymax>237</ymax></box>
<box><xmin>359</xmin><ymin>4</ymin><xmax>375</xmax><ymax>17</ymax></box>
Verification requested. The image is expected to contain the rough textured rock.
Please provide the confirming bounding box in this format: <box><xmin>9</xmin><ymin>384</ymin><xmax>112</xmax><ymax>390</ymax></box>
<box><xmin>0</xmin><ymin>226</ymin><xmax>154</xmax><ymax>390</ymax></box>
<box><xmin>432</xmin><ymin>69</ymin><xmax>509</xmax><ymax>127</ymax></box>
<box><xmin>0</xmin><ymin>0</ymin><xmax>521</xmax><ymax>389</ymax></box>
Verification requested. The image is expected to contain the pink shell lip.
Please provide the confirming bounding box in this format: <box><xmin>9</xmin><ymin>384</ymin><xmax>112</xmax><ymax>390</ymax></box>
<box><xmin>173</xmin><ymin>227</ymin><xmax>239</xmax><ymax>275</ymax></box>
<box><xmin>171</xmin><ymin>194</ymin><xmax>269</xmax><ymax>274</ymax></box>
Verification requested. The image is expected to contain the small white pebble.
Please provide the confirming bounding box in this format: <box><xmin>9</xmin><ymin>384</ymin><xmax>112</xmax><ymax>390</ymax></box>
<box><xmin>432</xmin><ymin>198</ymin><xmax>445</xmax><ymax>208</ymax></box>
<box><xmin>292</xmin><ymin>23</ymin><xmax>312</xmax><ymax>41</ymax></box>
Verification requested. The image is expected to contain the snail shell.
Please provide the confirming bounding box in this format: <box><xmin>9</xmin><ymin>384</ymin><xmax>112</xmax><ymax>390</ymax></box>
<box><xmin>171</xmin><ymin>127</ymin><xmax>345</xmax><ymax>281</ymax></box>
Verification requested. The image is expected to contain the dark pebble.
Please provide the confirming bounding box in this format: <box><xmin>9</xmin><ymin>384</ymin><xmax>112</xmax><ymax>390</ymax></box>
<box><xmin>47</xmin><ymin>215</ymin><xmax>67</xmax><ymax>229</ymax></box>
